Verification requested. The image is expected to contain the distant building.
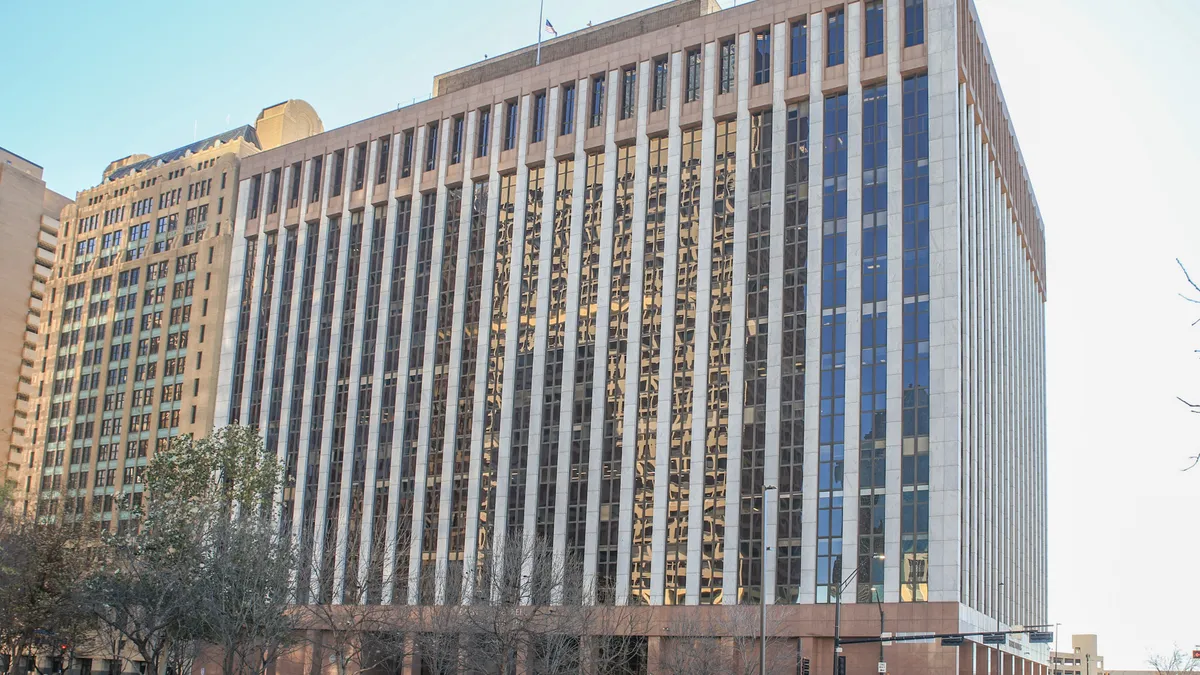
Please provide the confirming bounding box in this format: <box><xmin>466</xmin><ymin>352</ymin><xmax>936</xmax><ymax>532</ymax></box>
<box><xmin>1052</xmin><ymin>634</ymin><xmax>1105</xmax><ymax>675</ymax></box>
<box><xmin>29</xmin><ymin>100</ymin><xmax>321</xmax><ymax>531</ymax></box>
<box><xmin>0</xmin><ymin>147</ymin><xmax>71</xmax><ymax>513</ymax></box>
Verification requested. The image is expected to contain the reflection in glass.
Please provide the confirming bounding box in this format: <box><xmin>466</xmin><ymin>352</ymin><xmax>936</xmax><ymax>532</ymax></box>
<box><xmin>665</xmin><ymin>130</ymin><xmax>701</xmax><ymax>605</ymax></box>
<box><xmin>630</xmin><ymin>138</ymin><xmax>668</xmax><ymax>604</ymax></box>
<box><xmin>417</xmin><ymin>187</ymin><xmax>462</xmax><ymax>600</ymax></box>
<box><xmin>599</xmin><ymin>146</ymin><xmax>636</xmax><ymax>604</ymax></box>
<box><xmin>738</xmin><ymin>111</ymin><xmax>771</xmax><ymax>604</ymax></box>
<box><xmin>701</xmin><ymin>121</ymin><xmax>734</xmax><ymax>604</ymax></box>
<box><xmin>776</xmin><ymin>102</ymin><xmax>809</xmax><ymax>604</ymax></box>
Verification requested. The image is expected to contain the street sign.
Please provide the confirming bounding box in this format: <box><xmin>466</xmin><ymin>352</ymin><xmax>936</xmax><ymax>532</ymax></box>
<box><xmin>982</xmin><ymin>633</ymin><xmax>1006</xmax><ymax>645</ymax></box>
<box><xmin>1029</xmin><ymin>632</ymin><xmax>1054</xmax><ymax>644</ymax></box>
<box><xmin>941</xmin><ymin>636</ymin><xmax>965</xmax><ymax>647</ymax></box>
<box><xmin>878</xmin><ymin>662</ymin><xmax>887</xmax><ymax>673</ymax></box>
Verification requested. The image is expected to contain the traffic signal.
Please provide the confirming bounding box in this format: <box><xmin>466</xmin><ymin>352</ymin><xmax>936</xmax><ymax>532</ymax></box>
<box><xmin>1191</xmin><ymin>649</ymin><xmax>1200</xmax><ymax>660</ymax></box>
<box><xmin>801</xmin><ymin>658</ymin><xmax>810</xmax><ymax>675</ymax></box>
<box><xmin>837</xmin><ymin>655</ymin><xmax>847</xmax><ymax>675</ymax></box>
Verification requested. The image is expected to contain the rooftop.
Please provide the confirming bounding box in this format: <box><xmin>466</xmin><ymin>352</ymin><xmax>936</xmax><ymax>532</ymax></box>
<box><xmin>104</xmin><ymin>125</ymin><xmax>261</xmax><ymax>182</ymax></box>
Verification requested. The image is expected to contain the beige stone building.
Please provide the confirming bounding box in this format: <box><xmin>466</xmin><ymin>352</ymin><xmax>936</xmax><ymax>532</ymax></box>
<box><xmin>27</xmin><ymin>101</ymin><xmax>320</xmax><ymax>532</ymax></box>
<box><xmin>0</xmin><ymin>148</ymin><xmax>71</xmax><ymax>513</ymax></box>
<box><xmin>1051</xmin><ymin>635</ymin><xmax>1104</xmax><ymax>675</ymax></box>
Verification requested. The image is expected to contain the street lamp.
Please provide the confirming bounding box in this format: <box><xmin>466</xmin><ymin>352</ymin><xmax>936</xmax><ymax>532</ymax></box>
<box><xmin>760</xmin><ymin>485</ymin><xmax>777</xmax><ymax>675</ymax></box>
<box><xmin>832</xmin><ymin>552</ymin><xmax>886</xmax><ymax>675</ymax></box>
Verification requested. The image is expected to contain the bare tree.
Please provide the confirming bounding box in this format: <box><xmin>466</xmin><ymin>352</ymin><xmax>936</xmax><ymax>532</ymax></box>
<box><xmin>1149</xmin><ymin>647</ymin><xmax>1199</xmax><ymax>674</ymax></box>
<box><xmin>656</xmin><ymin>606</ymin><xmax>795</xmax><ymax>675</ymax></box>
<box><xmin>1176</xmin><ymin>259</ymin><xmax>1200</xmax><ymax>470</ymax></box>
<box><xmin>301</xmin><ymin>507</ymin><xmax>414</xmax><ymax>675</ymax></box>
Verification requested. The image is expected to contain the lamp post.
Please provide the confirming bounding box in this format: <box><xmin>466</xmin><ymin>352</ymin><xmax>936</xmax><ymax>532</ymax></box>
<box><xmin>760</xmin><ymin>485</ymin><xmax>777</xmax><ymax>675</ymax></box>
<box><xmin>832</xmin><ymin>553</ymin><xmax>886</xmax><ymax>675</ymax></box>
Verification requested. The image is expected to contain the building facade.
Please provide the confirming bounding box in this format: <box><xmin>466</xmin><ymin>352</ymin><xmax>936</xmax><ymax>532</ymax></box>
<box><xmin>0</xmin><ymin>148</ymin><xmax>71</xmax><ymax>513</ymax></box>
<box><xmin>217</xmin><ymin>0</ymin><xmax>1047</xmax><ymax>672</ymax></box>
<box><xmin>30</xmin><ymin>101</ymin><xmax>322</xmax><ymax>532</ymax></box>
<box><xmin>1051</xmin><ymin>635</ymin><xmax>1104</xmax><ymax>675</ymax></box>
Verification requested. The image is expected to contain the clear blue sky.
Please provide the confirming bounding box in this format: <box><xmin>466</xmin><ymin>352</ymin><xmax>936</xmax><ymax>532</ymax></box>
<box><xmin>4</xmin><ymin>0</ymin><xmax>1200</xmax><ymax>669</ymax></box>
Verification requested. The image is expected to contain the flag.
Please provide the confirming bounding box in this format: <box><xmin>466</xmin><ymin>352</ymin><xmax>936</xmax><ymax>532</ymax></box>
<box><xmin>545</xmin><ymin>19</ymin><xmax>558</xmax><ymax>37</ymax></box>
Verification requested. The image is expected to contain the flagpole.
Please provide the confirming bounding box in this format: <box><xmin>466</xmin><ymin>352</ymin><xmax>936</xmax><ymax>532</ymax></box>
<box><xmin>536</xmin><ymin>0</ymin><xmax>545</xmax><ymax>65</ymax></box>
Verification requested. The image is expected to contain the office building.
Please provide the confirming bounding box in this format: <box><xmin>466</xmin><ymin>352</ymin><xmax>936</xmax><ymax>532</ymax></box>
<box><xmin>1051</xmin><ymin>635</ymin><xmax>1104</xmax><ymax>675</ymax></box>
<box><xmin>31</xmin><ymin>101</ymin><xmax>321</xmax><ymax>531</ymax></box>
<box><xmin>217</xmin><ymin>0</ymin><xmax>1047</xmax><ymax>672</ymax></box>
<box><xmin>0</xmin><ymin>148</ymin><xmax>71</xmax><ymax>513</ymax></box>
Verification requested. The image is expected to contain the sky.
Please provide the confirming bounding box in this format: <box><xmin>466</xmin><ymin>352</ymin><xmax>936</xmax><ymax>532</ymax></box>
<box><xmin>2</xmin><ymin>0</ymin><xmax>1199</xmax><ymax>668</ymax></box>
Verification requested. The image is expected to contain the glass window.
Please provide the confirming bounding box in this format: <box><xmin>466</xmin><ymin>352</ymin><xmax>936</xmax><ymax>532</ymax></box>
<box><xmin>905</xmin><ymin>0</ymin><xmax>925</xmax><ymax>47</ymax></box>
<box><xmin>477</xmin><ymin>107</ymin><xmax>491</xmax><ymax>157</ymax></box>
<box><xmin>376</xmin><ymin>139</ymin><xmax>389</xmax><ymax>185</ymax></box>
<box><xmin>620</xmin><ymin>66</ymin><xmax>636</xmax><ymax>120</ymax></box>
<box><xmin>652</xmin><ymin>56</ymin><xmax>668</xmax><ymax>112</ymax></box>
<box><xmin>425</xmin><ymin>121</ymin><xmax>439</xmax><ymax>172</ymax></box>
<box><xmin>560</xmin><ymin>83</ymin><xmax>576</xmax><ymax>135</ymax></box>
<box><xmin>827</xmin><ymin>9</ymin><xmax>846</xmax><ymax>67</ymax></box>
<box><xmin>866</xmin><ymin>1</ymin><xmax>885</xmax><ymax>57</ymax></box>
<box><xmin>590</xmin><ymin>75</ymin><xmax>606</xmax><ymax>128</ymax></box>
<box><xmin>789</xmin><ymin>19</ymin><xmax>807</xmax><ymax>76</ymax></box>
<box><xmin>754</xmin><ymin>29</ymin><xmax>771</xmax><ymax>85</ymax></box>
<box><xmin>504</xmin><ymin>100</ymin><xmax>518</xmax><ymax>150</ymax></box>
<box><xmin>719</xmin><ymin>38</ymin><xmax>735</xmax><ymax>94</ymax></box>
<box><xmin>331</xmin><ymin>149</ymin><xmax>344</xmax><ymax>196</ymax></box>
<box><xmin>685</xmin><ymin>48</ymin><xmax>702</xmax><ymax>103</ymax></box>
<box><xmin>352</xmin><ymin>142</ymin><xmax>366</xmax><ymax>190</ymax></box>
<box><xmin>400</xmin><ymin>129</ymin><xmax>414</xmax><ymax>178</ymax></box>
<box><xmin>451</xmin><ymin>116</ymin><xmax>464</xmax><ymax>164</ymax></box>
<box><xmin>532</xmin><ymin>91</ymin><xmax>547</xmax><ymax>143</ymax></box>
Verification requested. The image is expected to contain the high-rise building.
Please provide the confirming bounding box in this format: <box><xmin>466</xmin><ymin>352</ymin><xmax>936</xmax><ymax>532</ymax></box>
<box><xmin>31</xmin><ymin>101</ymin><xmax>322</xmax><ymax>531</ymax></box>
<box><xmin>217</xmin><ymin>0</ymin><xmax>1047</xmax><ymax>672</ymax></box>
<box><xmin>0</xmin><ymin>148</ymin><xmax>71</xmax><ymax>512</ymax></box>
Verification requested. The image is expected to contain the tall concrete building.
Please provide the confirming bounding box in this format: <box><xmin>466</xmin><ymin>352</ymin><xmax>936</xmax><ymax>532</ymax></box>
<box><xmin>0</xmin><ymin>148</ymin><xmax>71</xmax><ymax>512</ymax></box>
<box><xmin>31</xmin><ymin>101</ymin><xmax>321</xmax><ymax>531</ymax></box>
<box><xmin>218</xmin><ymin>0</ymin><xmax>1047</xmax><ymax>672</ymax></box>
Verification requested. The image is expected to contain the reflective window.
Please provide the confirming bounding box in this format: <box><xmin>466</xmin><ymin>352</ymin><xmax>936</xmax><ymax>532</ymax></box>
<box><xmin>858</xmin><ymin>84</ymin><xmax>888</xmax><ymax>603</ymax></box>
<box><xmin>816</xmin><ymin>92</ymin><xmax>848</xmax><ymax>605</ymax></box>
<box><xmin>718</xmin><ymin>39</ymin><xmax>736</xmax><ymax>94</ymax></box>
<box><xmin>905</xmin><ymin>0</ymin><xmax>925</xmax><ymax>47</ymax></box>
<box><xmin>827</xmin><ymin>9</ymin><xmax>846</xmax><ymax>67</ymax></box>
<box><xmin>416</xmin><ymin>187</ymin><xmax>463</xmax><ymax>600</ymax></box>
<box><xmin>789</xmin><ymin>18</ymin><xmax>808</xmax><ymax>76</ymax></box>
<box><xmin>446</xmin><ymin>182</ymin><xmax>489</xmax><ymax>603</ymax></box>
<box><xmin>865</xmin><ymin>0</ymin><xmax>885</xmax><ymax>57</ymax></box>
<box><xmin>598</xmin><ymin>146</ymin><xmax>636</xmax><ymax>603</ymax></box>
<box><xmin>901</xmin><ymin>73</ymin><xmax>930</xmax><ymax>602</ymax></box>
<box><xmin>367</xmin><ymin>197</ymin><xmax>412</xmax><ymax>599</ymax></box>
<box><xmin>565</xmin><ymin>153</ymin><xmax>604</xmax><ymax>601</ymax></box>
<box><xmin>685</xmin><ymin>48</ymin><xmax>702</xmax><ymax>103</ymax></box>
<box><xmin>753</xmin><ymin>29</ymin><xmax>771</xmax><ymax>85</ymax></box>
<box><xmin>665</xmin><ymin>129</ymin><xmax>700</xmax><ymax>605</ymax></box>
<box><xmin>776</xmin><ymin>101</ymin><xmax>810</xmax><ymax>604</ymax></box>
<box><xmin>738</xmin><ymin>111</ymin><xmax>772</xmax><ymax>604</ymax></box>
<box><xmin>630</xmin><ymin>137</ymin><xmax>668</xmax><ymax>604</ymax></box>
<box><xmin>701</xmin><ymin>120</ymin><xmax>735</xmax><ymax>604</ymax></box>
